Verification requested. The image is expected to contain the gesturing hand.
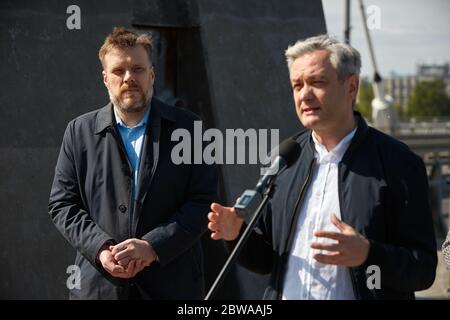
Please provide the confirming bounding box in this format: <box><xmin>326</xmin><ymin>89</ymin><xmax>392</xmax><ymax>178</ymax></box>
<box><xmin>208</xmin><ymin>203</ymin><xmax>244</xmax><ymax>241</ymax></box>
<box><xmin>311</xmin><ymin>213</ymin><xmax>370</xmax><ymax>267</ymax></box>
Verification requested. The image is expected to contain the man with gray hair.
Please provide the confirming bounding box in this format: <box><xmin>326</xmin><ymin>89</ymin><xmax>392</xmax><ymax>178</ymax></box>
<box><xmin>208</xmin><ymin>35</ymin><xmax>437</xmax><ymax>299</ymax></box>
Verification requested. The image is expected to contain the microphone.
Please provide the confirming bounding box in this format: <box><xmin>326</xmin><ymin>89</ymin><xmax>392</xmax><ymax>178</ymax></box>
<box><xmin>235</xmin><ymin>138</ymin><xmax>301</xmax><ymax>218</ymax></box>
<box><xmin>205</xmin><ymin>138</ymin><xmax>301</xmax><ymax>300</ymax></box>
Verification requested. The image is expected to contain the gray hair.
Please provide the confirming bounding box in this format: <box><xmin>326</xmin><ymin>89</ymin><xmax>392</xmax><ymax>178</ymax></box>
<box><xmin>285</xmin><ymin>34</ymin><xmax>361</xmax><ymax>80</ymax></box>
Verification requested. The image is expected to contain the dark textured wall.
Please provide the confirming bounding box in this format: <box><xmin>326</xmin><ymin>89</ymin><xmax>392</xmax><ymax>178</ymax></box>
<box><xmin>0</xmin><ymin>0</ymin><xmax>325</xmax><ymax>299</ymax></box>
<box><xmin>1</xmin><ymin>0</ymin><xmax>136</xmax><ymax>300</ymax></box>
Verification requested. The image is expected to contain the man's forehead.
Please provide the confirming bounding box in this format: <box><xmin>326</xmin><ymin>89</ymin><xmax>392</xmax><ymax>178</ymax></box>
<box><xmin>290</xmin><ymin>50</ymin><xmax>335</xmax><ymax>80</ymax></box>
<box><xmin>104</xmin><ymin>46</ymin><xmax>151</xmax><ymax>65</ymax></box>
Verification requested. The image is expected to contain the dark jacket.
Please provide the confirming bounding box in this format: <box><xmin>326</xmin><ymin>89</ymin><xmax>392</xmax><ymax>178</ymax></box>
<box><xmin>234</xmin><ymin>112</ymin><xmax>437</xmax><ymax>300</ymax></box>
<box><xmin>49</xmin><ymin>98</ymin><xmax>218</xmax><ymax>299</ymax></box>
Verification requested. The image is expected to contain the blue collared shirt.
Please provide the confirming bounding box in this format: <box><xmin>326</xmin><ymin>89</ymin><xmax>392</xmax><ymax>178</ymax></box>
<box><xmin>114</xmin><ymin>106</ymin><xmax>151</xmax><ymax>205</ymax></box>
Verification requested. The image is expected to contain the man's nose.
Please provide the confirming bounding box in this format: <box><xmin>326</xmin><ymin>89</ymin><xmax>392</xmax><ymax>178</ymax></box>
<box><xmin>300</xmin><ymin>84</ymin><xmax>313</xmax><ymax>100</ymax></box>
<box><xmin>123</xmin><ymin>70</ymin><xmax>135</xmax><ymax>83</ymax></box>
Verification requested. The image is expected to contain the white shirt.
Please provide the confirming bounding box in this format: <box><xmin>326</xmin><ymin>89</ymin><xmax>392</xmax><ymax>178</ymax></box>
<box><xmin>282</xmin><ymin>128</ymin><xmax>357</xmax><ymax>300</ymax></box>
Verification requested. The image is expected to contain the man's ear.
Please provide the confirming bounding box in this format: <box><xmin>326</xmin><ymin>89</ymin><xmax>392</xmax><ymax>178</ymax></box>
<box><xmin>348</xmin><ymin>75</ymin><xmax>359</xmax><ymax>101</ymax></box>
<box><xmin>150</xmin><ymin>67</ymin><xmax>155</xmax><ymax>82</ymax></box>
<box><xmin>102</xmin><ymin>70</ymin><xmax>108</xmax><ymax>88</ymax></box>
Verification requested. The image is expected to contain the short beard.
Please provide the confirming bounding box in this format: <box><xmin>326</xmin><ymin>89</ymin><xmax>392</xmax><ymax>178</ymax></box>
<box><xmin>109</xmin><ymin>87</ymin><xmax>153</xmax><ymax>114</ymax></box>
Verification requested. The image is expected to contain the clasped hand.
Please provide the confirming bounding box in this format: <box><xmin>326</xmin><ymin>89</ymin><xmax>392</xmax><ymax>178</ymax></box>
<box><xmin>99</xmin><ymin>238</ymin><xmax>157</xmax><ymax>278</ymax></box>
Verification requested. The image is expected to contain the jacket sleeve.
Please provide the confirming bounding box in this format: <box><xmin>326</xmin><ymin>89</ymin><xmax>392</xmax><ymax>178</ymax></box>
<box><xmin>141</xmin><ymin>160</ymin><xmax>218</xmax><ymax>267</ymax></box>
<box><xmin>442</xmin><ymin>231</ymin><xmax>450</xmax><ymax>267</ymax></box>
<box><xmin>48</xmin><ymin>122</ymin><xmax>114</xmax><ymax>268</ymax></box>
<box><xmin>224</xmin><ymin>201</ymin><xmax>274</xmax><ymax>275</ymax></box>
<box><xmin>363</xmin><ymin>154</ymin><xmax>438</xmax><ymax>292</ymax></box>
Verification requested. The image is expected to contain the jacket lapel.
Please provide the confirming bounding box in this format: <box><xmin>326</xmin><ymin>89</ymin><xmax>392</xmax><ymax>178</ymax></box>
<box><xmin>133</xmin><ymin>98</ymin><xmax>176</xmax><ymax>235</ymax></box>
<box><xmin>133</xmin><ymin>106</ymin><xmax>160</xmax><ymax>235</ymax></box>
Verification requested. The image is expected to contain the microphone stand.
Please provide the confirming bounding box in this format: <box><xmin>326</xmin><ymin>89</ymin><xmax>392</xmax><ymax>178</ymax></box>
<box><xmin>204</xmin><ymin>183</ymin><xmax>275</xmax><ymax>300</ymax></box>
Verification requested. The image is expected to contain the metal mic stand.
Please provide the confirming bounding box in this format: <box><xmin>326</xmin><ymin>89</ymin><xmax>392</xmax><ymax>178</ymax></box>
<box><xmin>204</xmin><ymin>183</ymin><xmax>275</xmax><ymax>300</ymax></box>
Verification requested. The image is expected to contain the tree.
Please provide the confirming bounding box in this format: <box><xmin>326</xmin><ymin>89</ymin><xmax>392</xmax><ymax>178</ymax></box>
<box><xmin>393</xmin><ymin>102</ymin><xmax>405</xmax><ymax>119</ymax></box>
<box><xmin>355</xmin><ymin>81</ymin><xmax>374</xmax><ymax>121</ymax></box>
<box><xmin>408</xmin><ymin>80</ymin><xmax>450</xmax><ymax>117</ymax></box>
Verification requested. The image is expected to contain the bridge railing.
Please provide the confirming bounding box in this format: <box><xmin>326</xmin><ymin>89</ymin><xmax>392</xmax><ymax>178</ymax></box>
<box><xmin>396</xmin><ymin>118</ymin><xmax>450</xmax><ymax>135</ymax></box>
<box><xmin>368</xmin><ymin>118</ymin><xmax>450</xmax><ymax>135</ymax></box>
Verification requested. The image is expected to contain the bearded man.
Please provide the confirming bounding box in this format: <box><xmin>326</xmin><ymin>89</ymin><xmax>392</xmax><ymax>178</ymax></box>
<box><xmin>49</xmin><ymin>27</ymin><xmax>218</xmax><ymax>299</ymax></box>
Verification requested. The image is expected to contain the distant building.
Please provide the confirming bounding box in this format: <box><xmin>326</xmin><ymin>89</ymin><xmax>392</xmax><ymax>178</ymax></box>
<box><xmin>417</xmin><ymin>63</ymin><xmax>450</xmax><ymax>98</ymax></box>
<box><xmin>383</xmin><ymin>63</ymin><xmax>450</xmax><ymax>113</ymax></box>
<box><xmin>417</xmin><ymin>63</ymin><xmax>450</xmax><ymax>83</ymax></box>
<box><xmin>384</xmin><ymin>76</ymin><xmax>416</xmax><ymax>113</ymax></box>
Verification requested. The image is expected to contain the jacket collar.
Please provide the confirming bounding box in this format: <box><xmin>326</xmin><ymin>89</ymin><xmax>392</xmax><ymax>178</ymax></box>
<box><xmin>95</xmin><ymin>97</ymin><xmax>176</xmax><ymax>134</ymax></box>
<box><xmin>341</xmin><ymin>111</ymin><xmax>369</xmax><ymax>162</ymax></box>
<box><xmin>312</xmin><ymin>127</ymin><xmax>356</xmax><ymax>164</ymax></box>
<box><xmin>94</xmin><ymin>102</ymin><xmax>114</xmax><ymax>134</ymax></box>
<box><xmin>300</xmin><ymin>110</ymin><xmax>369</xmax><ymax>160</ymax></box>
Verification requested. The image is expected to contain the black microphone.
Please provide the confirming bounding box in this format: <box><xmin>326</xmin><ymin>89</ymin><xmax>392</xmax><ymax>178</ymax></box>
<box><xmin>205</xmin><ymin>138</ymin><xmax>301</xmax><ymax>300</ymax></box>
<box><xmin>235</xmin><ymin>138</ymin><xmax>301</xmax><ymax>218</ymax></box>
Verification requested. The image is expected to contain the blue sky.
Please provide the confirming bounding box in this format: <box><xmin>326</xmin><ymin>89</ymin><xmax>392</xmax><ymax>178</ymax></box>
<box><xmin>321</xmin><ymin>0</ymin><xmax>450</xmax><ymax>78</ymax></box>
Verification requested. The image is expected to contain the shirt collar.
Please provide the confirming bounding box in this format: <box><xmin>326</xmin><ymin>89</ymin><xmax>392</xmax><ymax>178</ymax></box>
<box><xmin>114</xmin><ymin>104</ymin><xmax>151</xmax><ymax>129</ymax></box>
<box><xmin>312</xmin><ymin>127</ymin><xmax>357</xmax><ymax>164</ymax></box>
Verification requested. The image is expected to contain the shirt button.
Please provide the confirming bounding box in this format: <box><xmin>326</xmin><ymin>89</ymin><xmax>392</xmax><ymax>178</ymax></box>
<box><xmin>118</xmin><ymin>204</ymin><xmax>127</xmax><ymax>213</ymax></box>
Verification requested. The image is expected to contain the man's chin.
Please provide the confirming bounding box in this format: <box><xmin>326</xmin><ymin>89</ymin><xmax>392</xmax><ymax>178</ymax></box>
<box><xmin>300</xmin><ymin>115</ymin><xmax>321</xmax><ymax>129</ymax></box>
<box><xmin>118</xmin><ymin>101</ymin><xmax>146</xmax><ymax>113</ymax></box>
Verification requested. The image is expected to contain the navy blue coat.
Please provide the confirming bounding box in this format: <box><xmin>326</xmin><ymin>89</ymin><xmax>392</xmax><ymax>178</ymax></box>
<box><xmin>232</xmin><ymin>112</ymin><xmax>437</xmax><ymax>299</ymax></box>
<box><xmin>49</xmin><ymin>98</ymin><xmax>218</xmax><ymax>299</ymax></box>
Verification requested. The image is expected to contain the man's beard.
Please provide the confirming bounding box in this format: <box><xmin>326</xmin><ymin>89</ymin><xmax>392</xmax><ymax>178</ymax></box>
<box><xmin>109</xmin><ymin>85</ymin><xmax>153</xmax><ymax>114</ymax></box>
